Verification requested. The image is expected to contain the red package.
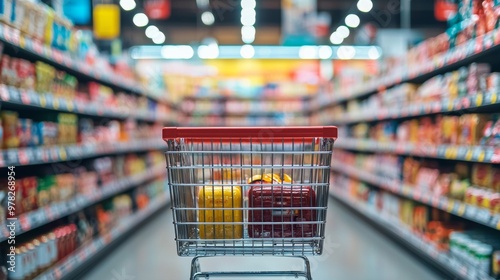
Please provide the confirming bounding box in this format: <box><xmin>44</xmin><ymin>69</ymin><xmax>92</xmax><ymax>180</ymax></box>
<box><xmin>248</xmin><ymin>185</ymin><xmax>317</xmax><ymax>238</ymax></box>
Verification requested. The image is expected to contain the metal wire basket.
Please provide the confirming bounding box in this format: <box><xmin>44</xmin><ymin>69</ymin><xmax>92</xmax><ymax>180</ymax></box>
<box><xmin>163</xmin><ymin>126</ymin><xmax>337</xmax><ymax>279</ymax></box>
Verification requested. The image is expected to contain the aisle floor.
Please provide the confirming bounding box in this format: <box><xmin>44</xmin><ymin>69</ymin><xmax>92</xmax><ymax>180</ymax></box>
<box><xmin>81</xmin><ymin>198</ymin><xmax>444</xmax><ymax>280</ymax></box>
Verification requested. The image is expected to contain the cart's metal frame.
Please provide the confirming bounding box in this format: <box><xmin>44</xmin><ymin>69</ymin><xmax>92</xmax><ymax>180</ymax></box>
<box><xmin>163</xmin><ymin>127</ymin><xmax>337</xmax><ymax>279</ymax></box>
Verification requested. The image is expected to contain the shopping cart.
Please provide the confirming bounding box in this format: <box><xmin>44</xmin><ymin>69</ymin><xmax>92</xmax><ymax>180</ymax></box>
<box><xmin>163</xmin><ymin>126</ymin><xmax>337</xmax><ymax>279</ymax></box>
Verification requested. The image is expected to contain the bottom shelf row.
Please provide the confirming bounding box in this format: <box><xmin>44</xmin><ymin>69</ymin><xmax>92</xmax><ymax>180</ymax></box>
<box><xmin>330</xmin><ymin>178</ymin><xmax>500</xmax><ymax>280</ymax></box>
<box><xmin>3</xmin><ymin>179</ymin><xmax>169</xmax><ymax>280</ymax></box>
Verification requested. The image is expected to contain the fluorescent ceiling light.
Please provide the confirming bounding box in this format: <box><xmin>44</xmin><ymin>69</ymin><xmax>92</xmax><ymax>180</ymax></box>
<box><xmin>241</xmin><ymin>8</ymin><xmax>256</xmax><ymax>26</ymax></box>
<box><xmin>240</xmin><ymin>44</ymin><xmax>255</xmax><ymax>58</ymax></box>
<box><xmin>153</xmin><ymin>32</ymin><xmax>166</xmax><ymax>44</ymax></box>
<box><xmin>241</xmin><ymin>25</ymin><xmax>256</xmax><ymax>44</ymax></box>
<box><xmin>319</xmin><ymin>46</ymin><xmax>333</xmax><ymax>59</ymax></box>
<box><xmin>345</xmin><ymin>14</ymin><xmax>360</xmax><ymax>28</ymax></box>
<box><xmin>133</xmin><ymin>13</ymin><xmax>149</xmax><ymax>27</ymax></box>
<box><xmin>196</xmin><ymin>0</ymin><xmax>209</xmax><ymax>9</ymax></box>
<box><xmin>330</xmin><ymin>32</ymin><xmax>344</xmax><ymax>44</ymax></box>
<box><xmin>241</xmin><ymin>0</ymin><xmax>256</xmax><ymax>9</ymax></box>
<box><xmin>336</xmin><ymin>26</ymin><xmax>350</xmax><ymax>38</ymax></box>
<box><xmin>201</xmin><ymin>11</ymin><xmax>215</xmax><ymax>25</ymax></box>
<box><xmin>357</xmin><ymin>0</ymin><xmax>373</xmax><ymax>13</ymax></box>
<box><xmin>368</xmin><ymin>46</ymin><xmax>381</xmax><ymax>59</ymax></box>
<box><xmin>198</xmin><ymin>45</ymin><xmax>219</xmax><ymax>59</ymax></box>
<box><xmin>129</xmin><ymin>45</ymin><xmax>381</xmax><ymax>60</ymax></box>
<box><xmin>161</xmin><ymin>45</ymin><xmax>194</xmax><ymax>59</ymax></box>
<box><xmin>145</xmin><ymin>26</ymin><xmax>159</xmax><ymax>38</ymax></box>
<box><xmin>337</xmin><ymin>46</ymin><xmax>356</xmax><ymax>59</ymax></box>
<box><xmin>120</xmin><ymin>0</ymin><xmax>136</xmax><ymax>11</ymax></box>
<box><xmin>299</xmin><ymin>46</ymin><xmax>318</xmax><ymax>59</ymax></box>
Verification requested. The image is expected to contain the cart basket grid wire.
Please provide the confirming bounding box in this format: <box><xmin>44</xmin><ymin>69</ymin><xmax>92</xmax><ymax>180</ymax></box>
<box><xmin>163</xmin><ymin>126</ymin><xmax>337</xmax><ymax>257</ymax></box>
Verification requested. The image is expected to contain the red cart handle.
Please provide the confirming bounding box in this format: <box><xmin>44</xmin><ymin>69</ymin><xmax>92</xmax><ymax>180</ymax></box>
<box><xmin>163</xmin><ymin>126</ymin><xmax>337</xmax><ymax>141</ymax></box>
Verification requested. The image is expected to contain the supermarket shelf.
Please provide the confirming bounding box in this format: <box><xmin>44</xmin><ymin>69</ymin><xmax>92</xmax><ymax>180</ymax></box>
<box><xmin>330</xmin><ymin>189</ymin><xmax>496</xmax><ymax>280</ymax></box>
<box><xmin>313</xmin><ymin>28</ymin><xmax>500</xmax><ymax>110</ymax></box>
<box><xmin>331</xmin><ymin>163</ymin><xmax>500</xmax><ymax>231</ymax></box>
<box><xmin>0</xmin><ymin>23</ymin><xmax>171</xmax><ymax>105</ymax></box>
<box><xmin>0</xmin><ymin>84</ymin><xmax>173</xmax><ymax>123</ymax></box>
<box><xmin>329</xmin><ymin>92</ymin><xmax>500</xmax><ymax>125</ymax></box>
<box><xmin>34</xmin><ymin>194</ymin><xmax>169</xmax><ymax>280</ymax></box>
<box><xmin>0</xmin><ymin>139</ymin><xmax>165</xmax><ymax>167</ymax></box>
<box><xmin>335</xmin><ymin>138</ymin><xmax>500</xmax><ymax>164</ymax></box>
<box><xmin>0</xmin><ymin>166</ymin><xmax>166</xmax><ymax>242</ymax></box>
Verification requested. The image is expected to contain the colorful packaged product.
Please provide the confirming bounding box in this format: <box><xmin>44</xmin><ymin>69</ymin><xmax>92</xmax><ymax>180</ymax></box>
<box><xmin>248</xmin><ymin>184</ymin><xmax>317</xmax><ymax>238</ymax></box>
<box><xmin>21</xmin><ymin>177</ymin><xmax>38</xmax><ymax>213</ymax></box>
<box><xmin>2</xmin><ymin>110</ymin><xmax>20</xmax><ymax>148</ymax></box>
<box><xmin>472</xmin><ymin>163</ymin><xmax>493</xmax><ymax>188</ymax></box>
<box><xmin>37</xmin><ymin>122</ymin><xmax>58</xmax><ymax>146</ymax></box>
<box><xmin>198</xmin><ymin>186</ymin><xmax>243</xmax><ymax>239</ymax></box>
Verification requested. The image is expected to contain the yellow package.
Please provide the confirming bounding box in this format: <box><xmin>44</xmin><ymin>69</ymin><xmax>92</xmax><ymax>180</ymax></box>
<box><xmin>44</xmin><ymin>8</ymin><xmax>55</xmax><ymax>46</ymax></box>
<box><xmin>198</xmin><ymin>186</ymin><xmax>242</xmax><ymax>239</ymax></box>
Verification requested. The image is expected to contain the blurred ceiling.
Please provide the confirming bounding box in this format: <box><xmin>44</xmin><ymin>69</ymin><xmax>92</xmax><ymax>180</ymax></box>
<box><xmin>118</xmin><ymin>0</ymin><xmax>447</xmax><ymax>48</ymax></box>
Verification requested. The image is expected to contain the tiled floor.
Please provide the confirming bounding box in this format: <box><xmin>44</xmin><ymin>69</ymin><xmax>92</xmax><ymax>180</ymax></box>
<box><xmin>80</xmin><ymin>198</ymin><xmax>444</xmax><ymax>280</ymax></box>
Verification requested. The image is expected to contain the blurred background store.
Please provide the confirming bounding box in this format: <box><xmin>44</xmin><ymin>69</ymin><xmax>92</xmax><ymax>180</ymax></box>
<box><xmin>0</xmin><ymin>0</ymin><xmax>499</xmax><ymax>279</ymax></box>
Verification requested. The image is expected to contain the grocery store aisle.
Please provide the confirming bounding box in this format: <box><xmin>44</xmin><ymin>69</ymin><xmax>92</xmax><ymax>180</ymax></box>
<box><xmin>80</xmin><ymin>197</ymin><xmax>443</xmax><ymax>280</ymax></box>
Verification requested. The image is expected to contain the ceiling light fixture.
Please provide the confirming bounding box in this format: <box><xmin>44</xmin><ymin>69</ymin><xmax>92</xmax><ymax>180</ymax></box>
<box><xmin>345</xmin><ymin>14</ymin><xmax>360</xmax><ymax>28</ymax></box>
<box><xmin>336</xmin><ymin>26</ymin><xmax>350</xmax><ymax>38</ymax></box>
<box><xmin>153</xmin><ymin>32</ymin><xmax>166</xmax><ymax>44</ymax></box>
<box><xmin>161</xmin><ymin>45</ymin><xmax>194</xmax><ymax>59</ymax></box>
<box><xmin>240</xmin><ymin>44</ymin><xmax>255</xmax><ymax>59</ymax></box>
<box><xmin>357</xmin><ymin>0</ymin><xmax>373</xmax><ymax>13</ymax></box>
<box><xmin>133</xmin><ymin>13</ymin><xmax>149</xmax><ymax>27</ymax></box>
<box><xmin>337</xmin><ymin>46</ymin><xmax>356</xmax><ymax>59</ymax></box>
<box><xmin>241</xmin><ymin>0</ymin><xmax>256</xmax><ymax>9</ymax></box>
<box><xmin>198</xmin><ymin>45</ymin><xmax>219</xmax><ymax>59</ymax></box>
<box><xmin>368</xmin><ymin>46</ymin><xmax>381</xmax><ymax>59</ymax></box>
<box><xmin>201</xmin><ymin>11</ymin><xmax>215</xmax><ymax>25</ymax></box>
<box><xmin>119</xmin><ymin>0</ymin><xmax>136</xmax><ymax>11</ymax></box>
<box><xmin>241</xmin><ymin>8</ymin><xmax>256</xmax><ymax>26</ymax></box>
<box><xmin>330</xmin><ymin>32</ymin><xmax>344</xmax><ymax>44</ymax></box>
<box><xmin>196</xmin><ymin>0</ymin><xmax>210</xmax><ymax>9</ymax></box>
<box><xmin>145</xmin><ymin>25</ymin><xmax>159</xmax><ymax>38</ymax></box>
<box><xmin>319</xmin><ymin>46</ymin><xmax>333</xmax><ymax>59</ymax></box>
<box><xmin>241</xmin><ymin>25</ymin><xmax>256</xmax><ymax>44</ymax></box>
<box><xmin>299</xmin><ymin>46</ymin><xmax>318</xmax><ymax>59</ymax></box>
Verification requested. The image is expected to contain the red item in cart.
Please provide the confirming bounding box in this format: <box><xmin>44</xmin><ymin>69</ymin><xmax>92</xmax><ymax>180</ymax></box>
<box><xmin>248</xmin><ymin>185</ymin><xmax>317</xmax><ymax>238</ymax></box>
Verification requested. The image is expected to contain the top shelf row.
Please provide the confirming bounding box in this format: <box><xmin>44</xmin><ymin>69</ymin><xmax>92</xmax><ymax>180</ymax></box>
<box><xmin>0</xmin><ymin>23</ymin><xmax>173</xmax><ymax>107</ymax></box>
<box><xmin>311</xmin><ymin>27</ymin><xmax>500</xmax><ymax>111</ymax></box>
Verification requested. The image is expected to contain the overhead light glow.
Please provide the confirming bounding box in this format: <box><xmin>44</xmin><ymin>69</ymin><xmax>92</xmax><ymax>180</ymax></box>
<box><xmin>161</xmin><ymin>45</ymin><xmax>194</xmax><ymax>59</ymax></box>
<box><xmin>241</xmin><ymin>0</ymin><xmax>256</xmax><ymax>9</ymax></box>
<box><xmin>201</xmin><ymin>11</ymin><xmax>215</xmax><ymax>25</ymax></box>
<box><xmin>241</xmin><ymin>8</ymin><xmax>256</xmax><ymax>26</ymax></box>
<box><xmin>299</xmin><ymin>46</ymin><xmax>318</xmax><ymax>59</ymax></box>
<box><xmin>357</xmin><ymin>0</ymin><xmax>373</xmax><ymax>13</ymax></box>
<box><xmin>119</xmin><ymin>0</ymin><xmax>136</xmax><ymax>11</ymax></box>
<box><xmin>196</xmin><ymin>0</ymin><xmax>210</xmax><ymax>9</ymax></box>
<box><xmin>241</xmin><ymin>25</ymin><xmax>256</xmax><ymax>44</ymax></box>
<box><xmin>345</xmin><ymin>14</ymin><xmax>360</xmax><ymax>28</ymax></box>
<box><xmin>336</xmin><ymin>26</ymin><xmax>350</xmax><ymax>38</ymax></box>
<box><xmin>198</xmin><ymin>45</ymin><xmax>219</xmax><ymax>59</ymax></box>
<box><xmin>337</xmin><ymin>46</ymin><xmax>356</xmax><ymax>60</ymax></box>
<box><xmin>240</xmin><ymin>44</ymin><xmax>255</xmax><ymax>59</ymax></box>
<box><xmin>330</xmin><ymin>32</ymin><xmax>344</xmax><ymax>44</ymax></box>
<box><xmin>368</xmin><ymin>46</ymin><xmax>381</xmax><ymax>59</ymax></box>
<box><xmin>319</xmin><ymin>46</ymin><xmax>333</xmax><ymax>59</ymax></box>
<box><xmin>145</xmin><ymin>26</ymin><xmax>159</xmax><ymax>38</ymax></box>
<box><xmin>133</xmin><ymin>13</ymin><xmax>149</xmax><ymax>27</ymax></box>
<box><xmin>153</xmin><ymin>32</ymin><xmax>166</xmax><ymax>44</ymax></box>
